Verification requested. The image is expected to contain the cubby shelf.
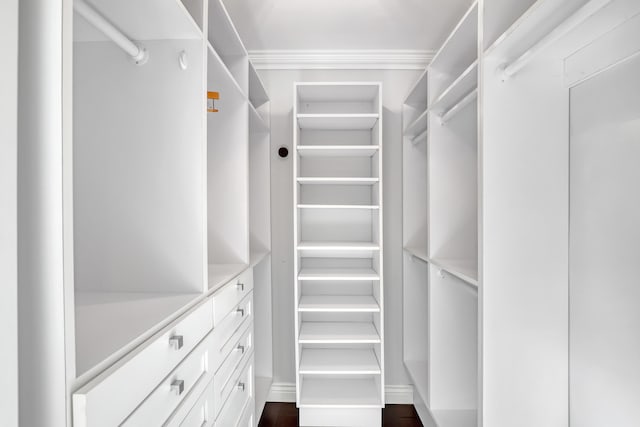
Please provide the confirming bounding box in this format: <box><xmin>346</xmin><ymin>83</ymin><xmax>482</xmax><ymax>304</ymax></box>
<box><xmin>297</xmin><ymin>204</ymin><xmax>379</xmax><ymax>210</ymax></box>
<box><xmin>298</xmin><ymin>296</ymin><xmax>380</xmax><ymax>313</ymax></box>
<box><xmin>300</xmin><ymin>349</ymin><xmax>381</xmax><ymax>375</ymax></box>
<box><xmin>299</xmin><ymin>378</ymin><xmax>382</xmax><ymax>408</ymax></box>
<box><xmin>299</xmin><ymin>322</ymin><xmax>381</xmax><ymax>344</ymax></box>
<box><xmin>297</xmin><ymin>146</ymin><xmax>380</xmax><ymax>157</ymax></box>
<box><xmin>297</xmin><ymin>177</ymin><xmax>379</xmax><ymax>185</ymax></box>
<box><xmin>297</xmin><ymin>114</ymin><xmax>379</xmax><ymax>130</ymax></box>
<box><xmin>298</xmin><ymin>267</ymin><xmax>380</xmax><ymax>281</ymax></box>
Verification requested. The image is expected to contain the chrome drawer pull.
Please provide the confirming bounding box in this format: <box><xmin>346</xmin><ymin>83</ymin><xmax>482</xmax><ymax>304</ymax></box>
<box><xmin>236</xmin><ymin>345</ymin><xmax>245</xmax><ymax>354</ymax></box>
<box><xmin>237</xmin><ymin>382</ymin><xmax>245</xmax><ymax>392</ymax></box>
<box><xmin>169</xmin><ymin>335</ymin><xmax>184</xmax><ymax>350</ymax></box>
<box><xmin>171</xmin><ymin>379</ymin><xmax>185</xmax><ymax>395</ymax></box>
<box><xmin>236</xmin><ymin>308</ymin><xmax>245</xmax><ymax>317</ymax></box>
<box><xmin>236</xmin><ymin>282</ymin><xmax>245</xmax><ymax>291</ymax></box>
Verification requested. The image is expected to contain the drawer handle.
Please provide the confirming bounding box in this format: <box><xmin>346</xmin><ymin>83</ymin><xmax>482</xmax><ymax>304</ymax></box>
<box><xmin>169</xmin><ymin>335</ymin><xmax>184</xmax><ymax>350</ymax></box>
<box><xmin>171</xmin><ymin>379</ymin><xmax>185</xmax><ymax>395</ymax></box>
<box><xmin>236</xmin><ymin>345</ymin><xmax>245</xmax><ymax>354</ymax></box>
<box><xmin>237</xmin><ymin>382</ymin><xmax>245</xmax><ymax>392</ymax></box>
<box><xmin>236</xmin><ymin>282</ymin><xmax>245</xmax><ymax>291</ymax></box>
<box><xmin>236</xmin><ymin>308</ymin><xmax>245</xmax><ymax>317</ymax></box>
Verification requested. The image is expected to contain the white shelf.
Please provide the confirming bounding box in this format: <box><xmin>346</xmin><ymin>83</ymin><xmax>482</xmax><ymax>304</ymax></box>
<box><xmin>300</xmin><ymin>378</ymin><xmax>381</xmax><ymax>408</ymax></box>
<box><xmin>429</xmin><ymin>258</ymin><xmax>478</xmax><ymax>287</ymax></box>
<box><xmin>297</xmin><ymin>114</ymin><xmax>379</xmax><ymax>130</ymax></box>
<box><xmin>75</xmin><ymin>291</ymin><xmax>201</xmax><ymax>376</ymax></box>
<box><xmin>73</xmin><ymin>0</ymin><xmax>202</xmax><ymax>42</ymax></box>
<box><xmin>299</xmin><ymin>322</ymin><xmax>380</xmax><ymax>343</ymax></box>
<box><xmin>297</xmin><ymin>177</ymin><xmax>379</xmax><ymax>185</ymax></box>
<box><xmin>298</xmin><ymin>296</ymin><xmax>380</xmax><ymax>313</ymax></box>
<box><xmin>430</xmin><ymin>60</ymin><xmax>478</xmax><ymax>117</ymax></box>
<box><xmin>296</xmin><ymin>83</ymin><xmax>380</xmax><ymax>104</ymax></box>
<box><xmin>207</xmin><ymin>42</ymin><xmax>245</xmax><ymax>99</ymax></box>
<box><xmin>297</xmin><ymin>241</ymin><xmax>380</xmax><ymax>258</ymax></box>
<box><xmin>297</xmin><ymin>204</ymin><xmax>379</xmax><ymax>210</ymax></box>
<box><xmin>249</xmin><ymin>103</ymin><xmax>269</xmax><ymax>134</ymax></box>
<box><xmin>297</xmin><ymin>145</ymin><xmax>379</xmax><ymax>157</ymax></box>
<box><xmin>429</xmin><ymin>1</ymin><xmax>478</xmax><ymax>75</ymax></box>
<box><xmin>300</xmin><ymin>349</ymin><xmax>381</xmax><ymax>375</ymax></box>
<box><xmin>298</xmin><ymin>267</ymin><xmax>379</xmax><ymax>281</ymax></box>
<box><xmin>208</xmin><ymin>263</ymin><xmax>249</xmax><ymax>292</ymax></box>
<box><xmin>404</xmin><ymin>108</ymin><xmax>428</xmax><ymax>138</ymax></box>
<box><xmin>431</xmin><ymin>409</ymin><xmax>477</xmax><ymax>427</ymax></box>
<box><xmin>249</xmin><ymin>62</ymin><xmax>269</xmax><ymax>110</ymax></box>
<box><xmin>404</xmin><ymin>67</ymin><xmax>429</xmax><ymax>107</ymax></box>
<box><xmin>404</xmin><ymin>246</ymin><xmax>429</xmax><ymax>263</ymax></box>
<box><xmin>404</xmin><ymin>360</ymin><xmax>429</xmax><ymax>404</ymax></box>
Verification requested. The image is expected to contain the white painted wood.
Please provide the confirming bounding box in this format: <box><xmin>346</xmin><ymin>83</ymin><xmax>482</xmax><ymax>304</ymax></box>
<box><xmin>297</xmin><ymin>146</ymin><xmax>380</xmax><ymax>157</ymax></box>
<box><xmin>429</xmin><ymin>257</ymin><xmax>478</xmax><ymax>287</ymax></box>
<box><xmin>431</xmin><ymin>409</ymin><xmax>477</xmax><ymax>427</ymax></box>
<box><xmin>299</xmin><ymin>407</ymin><xmax>381</xmax><ymax>427</ymax></box>
<box><xmin>299</xmin><ymin>378</ymin><xmax>382</xmax><ymax>407</ymax></box>
<box><xmin>73</xmin><ymin>0</ymin><xmax>201</xmax><ymax>42</ymax></box>
<box><xmin>255</xmin><ymin>377</ymin><xmax>272</xmax><ymax>422</ymax></box>
<box><xmin>298</xmin><ymin>177</ymin><xmax>379</xmax><ymax>185</ymax></box>
<box><xmin>0</xmin><ymin>0</ymin><xmax>19</xmax><ymax>424</ymax></box>
<box><xmin>210</xmin><ymin>295</ymin><xmax>253</xmax><ymax>371</ymax></box>
<box><xmin>404</xmin><ymin>109</ymin><xmax>428</xmax><ymax>139</ymax></box>
<box><xmin>212</xmin><ymin>269</ymin><xmax>253</xmax><ymax>325</ymax></box>
<box><xmin>300</xmin><ymin>349</ymin><xmax>381</xmax><ymax>374</ymax></box>
<box><xmin>214</xmin><ymin>356</ymin><xmax>254</xmax><ymax>427</ymax></box>
<box><xmin>298</xmin><ymin>268</ymin><xmax>380</xmax><ymax>281</ymax></box>
<box><xmin>74</xmin><ymin>291</ymin><xmax>203</xmax><ymax>375</ymax></box>
<box><xmin>249</xmin><ymin>62</ymin><xmax>270</xmax><ymax>109</ymax></box>
<box><xmin>298</xmin><ymin>296</ymin><xmax>380</xmax><ymax>312</ymax></box>
<box><xmin>297</xmin><ymin>114</ymin><xmax>380</xmax><ymax>130</ymax></box>
<box><xmin>169</xmin><ymin>377</ymin><xmax>215</xmax><ymax>427</ymax></box>
<box><xmin>429</xmin><ymin>60</ymin><xmax>478</xmax><ymax>117</ymax></box>
<box><xmin>249</xmin><ymin>103</ymin><xmax>270</xmax><ymax>133</ymax></box>
<box><xmin>298</xmin><ymin>204</ymin><xmax>380</xmax><ymax>210</ymax></box>
<box><xmin>72</xmin><ymin>299</ymin><xmax>213</xmax><ymax>427</ymax></box>
<box><xmin>569</xmin><ymin>50</ymin><xmax>640</xmax><ymax>427</ymax></box>
<box><xmin>253</xmin><ymin>256</ymin><xmax>273</xmax><ymax>419</ymax></box>
<box><xmin>299</xmin><ymin>322</ymin><xmax>380</xmax><ymax>344</ymax></box>
<box><xmin>208</xmin><ymin>264</ymin><xmax>250</xmax><ymax>293</ymax></box>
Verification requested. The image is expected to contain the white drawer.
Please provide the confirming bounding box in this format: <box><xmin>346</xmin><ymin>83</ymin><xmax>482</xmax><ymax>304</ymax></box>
<box><xmin>212</xmin><ymin>323</ymin><xmax>254</xmax><ymax>416</ymax></box>
<box><xmin>212</xmin><ymin>269</ymin><xmax>253</xmax><ymax>326</ymax></box>
<box><xmin>73</xmin><ymin>299</ymin><xmax>214</xmax><ymax>427</ymax></box>
<box><xmin>238</xmin><ymin>398</ymin><xmax>256</xmax><ymax>427</ymax></box>
<box><xmin>215</xmin><ymin>356</ymin><xmax>254</xmax><ymax>427</ymax></box>
<box><xmin>210</xmin><ymin>292</ymin><xmax>253</xmax><ymax>369</ymax></box>
<box><xmin>123</xmin><ymin>333</ymin><xmax>212</xmax><ymax>426</ymax></box>
<box><xmin>178</xmin><ymin>378</ymin><xmax>215</xmax><ymax>427</ymax></box>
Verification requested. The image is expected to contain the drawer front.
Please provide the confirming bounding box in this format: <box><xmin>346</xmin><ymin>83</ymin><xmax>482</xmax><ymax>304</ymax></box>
<box><xmin>123</xmin><ymin>333</ymin><xmax>212</xmax><ymax>426</ymax></box>
<box><xmin>212</xmin><ymin>269</ymin><xmax>253</xmax><ymax>326</ymax></box>
<box><xmin>210</xmin><ymin>292</ymin><xmax>253</xmax><ymax>369</ymax></box>
<box><xmin>179</xmin><ymin>378</ymin><xmax>215</xmax><ymax>427</ymax></box>
<box><xmin>73</xmin><ymin>299</ymin><xmax>214</xmax><ymax>427</ymax></box>
<box><xmin>215</xmin><ymin>356</ymin><xmax>254</xmax><ymax>427</ymax></box>
<box><xmin>237</xmin><ymin>398</ymin><xmax>255</xmax><ymax>427</ymax></box>
<box><xmin>212</xmin><ymin>323</ymin><xmax>254</xmax><ymax>416</ymax></box>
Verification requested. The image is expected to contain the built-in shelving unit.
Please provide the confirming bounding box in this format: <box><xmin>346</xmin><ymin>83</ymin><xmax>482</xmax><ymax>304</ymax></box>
<box><xmin>402</xmin><ymin>2</ymin><xmax>479</xmax><ymax>426</ymax></box>
<box><xmin>294</xmin><ymin>82</ymin><xmax>384</xmax><ymax>426</ymax></box>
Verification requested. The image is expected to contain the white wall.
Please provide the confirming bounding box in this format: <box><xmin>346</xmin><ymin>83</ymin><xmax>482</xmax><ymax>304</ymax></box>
<box><xmin>1</xmin><ymin>0</ymin><xmax>19</xmax><ymax>425</ymax></box>
<box><xmin>260</xmin><ymin>68</ymin><xmax>420</xmax><ymax>391</ymax></box>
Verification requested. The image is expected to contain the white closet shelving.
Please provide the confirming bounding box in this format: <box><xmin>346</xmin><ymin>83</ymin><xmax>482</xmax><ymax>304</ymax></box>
<box><xmin>294</xmin><ymin>82</ymin><xmax>384</xmax><ymax>426</ymax></box>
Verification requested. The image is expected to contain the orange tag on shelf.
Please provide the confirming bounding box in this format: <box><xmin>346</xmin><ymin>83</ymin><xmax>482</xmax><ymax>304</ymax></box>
<box><xmin>207</xmin><ymin>91</ymin><xmax>219</xmax><ymax>112</ymax></box>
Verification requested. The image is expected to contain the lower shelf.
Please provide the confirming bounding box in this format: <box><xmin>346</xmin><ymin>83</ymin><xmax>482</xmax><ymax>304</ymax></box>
<box><xmin>300</xmin><ymin>377</ymin><xmax>382</xmax><ymax>408</ymax></box>
<box><xmin>300</xmin><ymin>348</ymin><xmax>381</xmax><ymax>375</ymax></box>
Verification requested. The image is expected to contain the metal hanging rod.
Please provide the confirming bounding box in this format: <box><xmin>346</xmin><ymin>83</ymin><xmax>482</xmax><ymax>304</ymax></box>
<box><xmin>74</xmin><ymin>0</ymin><xmax>149</xmax><ymax>65</ymax></box>
<box><xmin>501</xmin><ymin>0</ymin><xmax>611</xmax><ymax>80</ymax></box>
<box><xmin>439</xmin><ymin>88</ymin><xmax>477</xmax><ymax>125</ymax></box>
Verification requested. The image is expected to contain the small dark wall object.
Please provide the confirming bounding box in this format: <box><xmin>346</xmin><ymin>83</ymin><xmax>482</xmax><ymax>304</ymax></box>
<box><xmin>278</xmin><ymin>146</ymin><xmax>289</xmax><ymax>158</ymax></box>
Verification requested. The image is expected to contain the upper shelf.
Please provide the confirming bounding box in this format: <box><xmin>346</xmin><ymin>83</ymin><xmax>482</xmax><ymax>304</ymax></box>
<box><xmin>249</xmin><ymin>62</ymin><xmax>269</xmax><ymax>110</ymax></box>
<box><xmin>249</xmin><ymin>103</ymin><xmax>269</xmax><ymax>133</ymax></box>
<box><xmin>429</xmin><ymin>257</ymin><xmax>478</xmax><ymax>287</ymax></box>
<box><xmin>429</xmin><ymin>60</ymin><xmax>478</xmax><ymax>118</ymax></box>
<box><xmin>297</xmin><ymin>114</ymin><xmax>379</xmax><ymax>130</ymax></box>
<box><xmin>73</xmin><ymin>0</ymin><xmax>202</xmax><ymax>42</ymax></box>
<box><xmin>296</xmin><ymin>146</ymin><xmax>379</xmax><ymax>157</ymax></box>
<box><xmin>296</xmin><ymin>83</ymin><xmax>381</xmax><ymax>104</ymax></box>
<box><xmin>404</xmin><ymin>68</ymin><xmax>429</xmax><ymax>109</ymax></box>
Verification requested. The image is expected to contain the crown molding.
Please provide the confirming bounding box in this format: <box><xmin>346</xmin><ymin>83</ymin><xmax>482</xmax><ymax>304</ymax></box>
<box><xmin>249</xmin><ymin>49</ymin><xmax>434</xmax><ymax>70</ymax></box>
<box><xmin>267</xmin><ymin>383</ymin><xmax>414</xmax><ymax>404</ymax></box>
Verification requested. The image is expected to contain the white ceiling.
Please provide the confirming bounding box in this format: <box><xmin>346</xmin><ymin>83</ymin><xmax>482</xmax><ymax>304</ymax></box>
<box><xmin>223</xmin><ymin>0</ymin><xmax>474</xmax><ymax>51</ymax></box>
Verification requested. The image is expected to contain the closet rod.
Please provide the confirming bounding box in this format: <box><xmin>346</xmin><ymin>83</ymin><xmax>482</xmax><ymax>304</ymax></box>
<box><xmin>501</xmin><ymin>0</ymin><xmax>611</xmax><ymax>79</ymax></box>
<box><xmin>411</xmin><ymin>128</ymin><xmax>428</xmax><ymax>145</ymax></box>
<box><xmin>440</xmin><ymin>88</ymin><xmax>477</xmax><ymax>125</ymax></box>
<box><xmin>74</xmin><ymin>0</ymin><xmax>149</xmax><ymax>65</ymax></box>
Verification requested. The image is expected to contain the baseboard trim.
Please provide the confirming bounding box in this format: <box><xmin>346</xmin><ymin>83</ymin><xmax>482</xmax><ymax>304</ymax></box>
<box><xmin>267</xmin><ymin>383</ymin><xmax>413</xmax><ymax>405</ymax></box>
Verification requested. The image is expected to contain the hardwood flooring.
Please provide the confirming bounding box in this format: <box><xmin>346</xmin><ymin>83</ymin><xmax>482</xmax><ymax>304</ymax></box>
<box><xmin>258</xmin><ymin>403</ymin><xmax>424</xmax><ymax>427</ymax></box>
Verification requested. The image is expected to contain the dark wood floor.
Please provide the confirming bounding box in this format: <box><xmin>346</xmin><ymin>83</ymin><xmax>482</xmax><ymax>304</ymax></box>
<box><xmin>258</xmin><ymin>403</ymin><xmax>423</xmax><ymax>427</ymax></box>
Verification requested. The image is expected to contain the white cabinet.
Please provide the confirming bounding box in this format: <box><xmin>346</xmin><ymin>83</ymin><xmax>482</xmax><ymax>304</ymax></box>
<box><xmin>293</xmin><ymin>83</ymin><xmax>384</xmax><ymax>426</ymax></box>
